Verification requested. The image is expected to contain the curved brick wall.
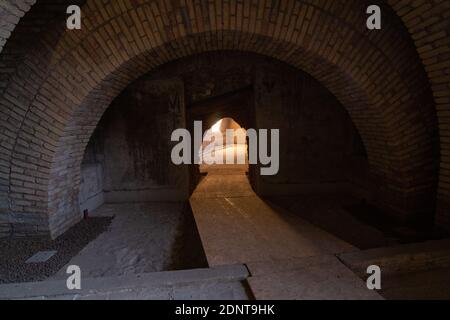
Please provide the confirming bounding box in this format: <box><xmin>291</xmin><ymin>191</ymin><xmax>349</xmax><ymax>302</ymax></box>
<box><xmin>0</xmin><ymin>0</ymin><xmax>442</xmax><ymax>238</ymax></box>
<box><xmin>389</xmin><ymin>0</ymin><xmax>450</xmax><ymax>228</ymax></box>
<box><xmin>0</xmin><ymin>0</ymin><xmax>35</xmax><ymax>53</ymax></box>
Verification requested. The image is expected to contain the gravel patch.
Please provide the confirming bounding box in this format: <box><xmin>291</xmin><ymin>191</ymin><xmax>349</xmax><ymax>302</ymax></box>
<box><xmin>0</xmin><ymin>217</ymin><xmax>112</xmax><ymax>284</ymax></box>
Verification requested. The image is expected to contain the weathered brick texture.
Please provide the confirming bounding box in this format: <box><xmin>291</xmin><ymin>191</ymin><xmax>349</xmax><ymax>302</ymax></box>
<box><xmin>0</xmin><ymin>0</ymin><xmax>35</xmax><ymax>53</ymax></box>
<box><xmin>0</xmin><ymin>0</ymin><xmax>444</xmax><ymax>237</ymax></box>
<box><xmin>389</xmin><ymin>0</ymin><xmax>450</xmax><ymax>229</ymax></box>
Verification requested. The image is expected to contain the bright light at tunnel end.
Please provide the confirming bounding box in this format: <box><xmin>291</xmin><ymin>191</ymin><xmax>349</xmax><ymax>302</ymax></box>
<box><xmin>171</xmin><ymin>121</ymin><xmax>280</xmax><ymax>176</ymax></box>
<box><xmin>211</xmin><ymin>119</ymin><xmax>223</xmax><ymax>133</ymax></box>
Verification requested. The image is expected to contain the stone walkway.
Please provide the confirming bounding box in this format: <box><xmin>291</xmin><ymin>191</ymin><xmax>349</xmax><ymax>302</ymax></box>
<box><xmin>190</xmin><ymin>167</ymin><xmax>382</xmax><ymax>299</ymax></box>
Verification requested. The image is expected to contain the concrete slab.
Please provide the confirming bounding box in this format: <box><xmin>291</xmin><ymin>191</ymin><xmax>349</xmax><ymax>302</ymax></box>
<box><xmin>188</xmin><ymin>168</ymin><xmax>379</xmax><ymax>300</ymax></box>
<box><xmin>380</xmin><ymin>267</ymin><xmax>450</xmax><ymax>300</ymax></box>
<box><xmin>0</xmin><ymin>264</ymin><xmax>249</xmax><ymax>300</ymax></box>
<box><xmin>190</xmin><ymin>171</ymin><xmax>354</xmax><ymax>266</ymax></box>
<box><xmin>338</xmin><ymin>239</ymin><xmax>450</xmax><ymax>277</ymax></box>
<box><xmin>332</xmin><ymin>239</ymin><xmax>450</xmax><ymax>299</ymax></box>
<box><xmin>191</xmin><ymin>173</ymin><xmax>254</xmax><ymax>199</ymax></box>
<box><xmin>246</xmin><ymin>255</ymin><xmax>383</xmax><ymax>300</ymax></box>
<box><xmin>52</xmin><ymin>202</ymin><xmax>201</xmax><ymax>279</ymax></box>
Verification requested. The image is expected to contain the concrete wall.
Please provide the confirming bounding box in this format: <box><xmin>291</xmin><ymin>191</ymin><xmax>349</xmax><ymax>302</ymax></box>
<box><xmin>252</xmin><ymin>59</ymin><xmax>368</xmax><ymax>196</ymax></box>
<box><xmin>84</xmin><ymin>78</ymin><xmax>189</xmax><ymax>203</ymax></box>
<box><xmin>79</xmin><ymin>164</ymin><xmax>104</xmax><ymax>214</ymax></box>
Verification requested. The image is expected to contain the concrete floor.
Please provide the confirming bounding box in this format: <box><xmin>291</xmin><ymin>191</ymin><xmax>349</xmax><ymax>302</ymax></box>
<box><xmin>190</xmin><ymin>174</ymin><xmax>355</xmax><ymax>266</ymax></box>
<box><xmin>265</xmin><ymin>195</ymin><xmax>441</xmax><ymax>249</ymax></box>
<box><xmin>265</xmin><ymin>195</ymin><xmax>393</xmax><ymax>249</ymax></box>
<box><xmin>190</xmin><ymin>166</ymin><xmax>382</xmax><ymax>299</ymax></box>
<box><xmin>338</xmin><ymin>239</ymin><xmax>450</xmax><ymax>300</ymax></box>
<box><xmin>53</xmin><ymin>202</ymin><xmax>206</xmax><ymax>279</ymax></box>
<box><xmin>246</xmin><ymin>255</ymin><xmax>382</xmax><ymax>300</ymax></box>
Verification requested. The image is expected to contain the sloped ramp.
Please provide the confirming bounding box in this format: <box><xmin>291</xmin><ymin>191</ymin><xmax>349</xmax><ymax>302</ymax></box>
<box><xmin>189</xmin><ymin>168</ymin><xmax>382</xmax><ymax>300</ymax></box>
<box><xmin>190</xmin><ymin>169</ymin><xmax>355</xmax><ymax>266</ymax></box>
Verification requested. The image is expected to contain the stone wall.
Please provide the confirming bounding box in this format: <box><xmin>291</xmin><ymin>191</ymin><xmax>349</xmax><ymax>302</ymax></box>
<box><xmin>85</xmin><ymin>78</ymin><xmax>189</xmax><ymax>203</ymax></box>
<box><xmin>79</xmin><ymin>164</ymin><xmax>104</xmax><ymax>215</ymax></box>
<box><xmin>252</xmin><ymin>57</ymin><xmax>367</xmax><ymax>196</ymax></box>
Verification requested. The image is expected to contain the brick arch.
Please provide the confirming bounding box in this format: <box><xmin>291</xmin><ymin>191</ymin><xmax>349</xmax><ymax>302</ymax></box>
<box><xmin>388</xmin><ymin>0</ymin><xmax>450</xmax><ymax>229</ymax></box>
<box><xmin>0</xmin><ymin>0</ymin><xmax>438</xmax><ymax>237</ymax></box>
<box><xmin>0</xmin><ymin>0</ymin><xmax>35</xmax><ymax>53</ymax></box>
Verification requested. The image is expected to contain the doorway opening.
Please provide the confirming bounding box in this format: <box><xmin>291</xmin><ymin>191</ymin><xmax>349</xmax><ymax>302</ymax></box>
<box><xmin>199</xmin><ymin>117</ymin><xmax>249</xmax><ymax>174</ymax></box>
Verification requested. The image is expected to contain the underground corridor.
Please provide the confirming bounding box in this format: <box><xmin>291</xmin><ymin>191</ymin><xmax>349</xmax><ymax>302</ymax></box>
<box><xmin>0</xmin><ymin>0</ymin><xmax>450</xmax><ymax>301</ymax></box>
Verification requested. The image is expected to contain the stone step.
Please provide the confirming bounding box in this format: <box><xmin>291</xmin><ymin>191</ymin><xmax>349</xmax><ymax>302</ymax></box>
<box><xmin>338</xmin><ymin>239</ymin><xmax>450</xmax><ymax>277</ymax></box>
<box><xmin>0</xmin><ymin>264</ymin><xmax>250</xmax><ymax>300</ymax></box>
<box><xmin>380</xmin><ymin>267</ymin><xmax>450</xmax><ymax>300</ymax></box>
<box><xmin>245</xmin><ymin>255</ymin><xmax>383</xmax><ymax>300</ymax></box>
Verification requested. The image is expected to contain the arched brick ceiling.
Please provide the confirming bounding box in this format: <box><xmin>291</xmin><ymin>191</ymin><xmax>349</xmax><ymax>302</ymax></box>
<box><xmin>0</xmin><ymin>0</ymin><xmax>441</xmax><ymax>237</ymax></box>
<box><xmin>0</xmin><ymin>0</ymin><xmax>35</xmax><ymax>53</ymax></box>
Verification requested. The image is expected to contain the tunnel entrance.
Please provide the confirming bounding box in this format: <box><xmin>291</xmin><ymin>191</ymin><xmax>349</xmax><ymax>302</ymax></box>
<box><xmin>66</xmin><ymin>51</ymin><xmax>376</xmax><ymax>281</ymax></box>
<box><xmin>199</xmin><ymin>117</ymin><xmax>248</xmax><ymax>174</ymax></box>
<box><xmin>70</xmin><ymin>51</ymin><xmax>376</xmax><ymax>276</ymax></box>
<box><xmin>80</xmin><ymin>51</ymin><xmax>372</xmax><ymax>215</ymax></box>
